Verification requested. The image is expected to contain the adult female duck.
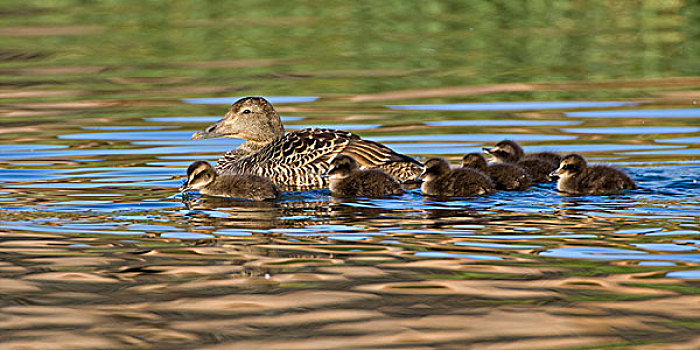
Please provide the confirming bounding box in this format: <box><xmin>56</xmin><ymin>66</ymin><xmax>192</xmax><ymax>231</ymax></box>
<box><xmin>192</xmin><ymin>97</ymin><xmax>422</xmax><ymax>190</ymax></box>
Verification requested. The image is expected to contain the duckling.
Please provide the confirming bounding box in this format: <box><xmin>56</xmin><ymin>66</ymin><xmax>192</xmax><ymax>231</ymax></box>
<box><xmin>180</xmin><ymin>161</ymin><xmax>280</xmax><ymax>201</ymax></box>
<box><xmin>327</xmin><ymin>154</ymin><xmax>403</xmax><ymax>197</ymax></box>
<box><xmin>421</xmin><ymin>157</ymin><xmax>495</xmax><ymax>197</ymax></box>
<box><xmin>192</xmin><ymin>97</ymin><xmax>422</xmax><ymax>190</ymax></box>
<box><xmin>551</xmin><ymin>154</ymin><xmax>637</xmax><ymax>195</ymax></box>
<box><xmin>461</xmin><ymin>153</ymin><xmax>532</xmax><ymax>191</ymax></box>
<box><xmin>483</xmin><ymin>140</ymin><xmax>560</xmax><ymax>183</ymax></box>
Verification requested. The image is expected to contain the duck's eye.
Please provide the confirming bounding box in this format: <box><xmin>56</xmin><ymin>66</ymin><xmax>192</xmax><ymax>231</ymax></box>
<box><xmin>242</xmin><ymin>109</ymin><xmax>252</xmax><ymax>114</ymax></box>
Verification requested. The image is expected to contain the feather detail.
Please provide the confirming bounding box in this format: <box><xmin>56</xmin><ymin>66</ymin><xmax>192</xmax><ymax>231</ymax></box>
<box><xmin>216</xmin><ymin>128</ymin><xmax>421</xmax><ymax>190</ymax></box>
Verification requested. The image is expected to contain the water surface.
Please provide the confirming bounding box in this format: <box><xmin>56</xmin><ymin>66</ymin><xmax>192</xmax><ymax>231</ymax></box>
<box><xmin>1</xmin><ymin>1</ymin><xmax>699</xmax><ymax>349</ymax></box>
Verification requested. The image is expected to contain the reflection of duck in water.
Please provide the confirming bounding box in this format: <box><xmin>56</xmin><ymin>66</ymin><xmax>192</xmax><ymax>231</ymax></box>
<box><xmin>192</xmin><ymin>97</ymin><xmax>422</xmax><ymax>191</ymax></box>
<box><xmin>327</xmin><ymin>154</ymin><xmax>404</xmax><ymax>198</ymax></box>
<box><xmin>551</xmin><ymin>154</ymin><xmax>637</xmax><ymax>195</ymax></box>
<box><xmin>461</xmin><ymin>153</ymin><xmax>532</xmax><ymax>191</ymax></box>
<box><xmin>420</xmin><ymin>157</ymin><xmax>495</xmax><ymax>197</ymax></box>
<box><xmin>483</xmin><ymin>140</ymin><xmax>560</xmax><ymax>183</ymax></box>
<box><xmin>180</xmin><ymin>161</ymin><xmax>280</xmax><ymax>201</ymax></box>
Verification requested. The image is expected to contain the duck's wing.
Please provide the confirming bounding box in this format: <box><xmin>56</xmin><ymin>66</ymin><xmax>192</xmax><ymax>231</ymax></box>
<box><xmin>218</xmin><ymin>128</ymin><xmax>421</xmax><ymax>189</ymax></box>
<box><xmin>341</xmin><ymin>136</ymin><xmax>423</xmax><ymax>183</ymax></box>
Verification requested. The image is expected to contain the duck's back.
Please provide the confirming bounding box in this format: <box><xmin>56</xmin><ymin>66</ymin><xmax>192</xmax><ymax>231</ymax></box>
<box><xmin>572</xmin><ymin>166</ymin><xmax>637</xmax><ymax>195</ymax></box>
<box><xmin>517</xmin><ymin>158</ymin><xmax>558</xmax><ymax>183</ymax></box>
<box><xmin>424</xmin><ymin>168</ymin><xmax>495</xmax><ymax>197</ymax></box>
<box><xmin>525</xmin><ymin>152</ymin><xmax>561</xmax><ymax>166</ymax></box>
<box><xmin>201</xmin><ymin>174</ymin><xmax>281</xmax><ymax>201</ymax></box>
<box><xmin>331</xmin><ymin>169</ymin><xmax>403</xmax><ymax>198</ymax></box>
<box><xmin>216</xmin><ymin>128</ymin><xmax>421</xmax><ymax>190</ymax></box>
<box><xmin>487</xmin><ymin>163</ymin><xmax>532</xmax><ymax>190</ymax></box>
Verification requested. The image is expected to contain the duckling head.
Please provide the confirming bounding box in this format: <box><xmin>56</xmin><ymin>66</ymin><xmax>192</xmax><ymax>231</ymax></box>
<box><xmin>180</xmin><ymin>161</ymin><xmax>216</xmax><ymax>192</ymax></box>
<box><xmin>483</xmin><ymin>140</ymin><xmax>523</xmax><ymax>163</ymax></box>
<box><xmin>552</xmin><ymin>153</ymin><xmax>587</xmax><ymax>179</ymax></box>
<box><xmin>461</xmin><ymin>153</ymin><xmax>488</xmax><ymax>170</ymax></box>
<box><xmin>420</xmin><ymin>158</ymin><xmax>451</xmax><ymax>181</ymax></box>
<box><xmin>327</xmin><ymin>154</ymin><xmax>359</xmax><ymax>180</ymax></box>
<box><xmin>192</xmin><ymin>97</ymin><xmax>285</xmax><ymax>142</ymax></box>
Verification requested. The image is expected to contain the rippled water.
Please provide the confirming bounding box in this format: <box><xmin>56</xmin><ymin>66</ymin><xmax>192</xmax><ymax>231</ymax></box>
<box><xmin>2</xmin><ymin>1</ymin><xmax>700</xmax><ymax>349</ymax></box>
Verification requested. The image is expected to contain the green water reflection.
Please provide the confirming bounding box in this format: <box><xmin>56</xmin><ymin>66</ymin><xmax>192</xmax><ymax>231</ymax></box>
<box><xmin>2</xmin><ymin>0</ymin><xmax>700</xmax><ymax>98</ymax></box>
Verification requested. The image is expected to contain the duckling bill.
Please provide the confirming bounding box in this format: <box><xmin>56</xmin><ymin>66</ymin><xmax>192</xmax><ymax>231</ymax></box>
<box><xmin>327</xmin><ymin>155</ymin><xmax>403</xmax><ymax>198</ymax></box>
<box><xmin>181</xmin><ymin>161</ymin><xmax>280</xmax><ymax>201</ymax></box>
<box><xmin>421</xmin><ymin>157</ymin><xmax>495</xmax><ymax>197</ymax></box>
<box><xmin>551</xmin><ymin>154</ymin><xmax>637</xmax><ymax>195</ymax></box>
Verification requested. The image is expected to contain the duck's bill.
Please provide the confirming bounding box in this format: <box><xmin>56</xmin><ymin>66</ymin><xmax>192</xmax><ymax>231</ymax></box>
<box><xmin>482</xmin><ymin>147</ymin><xmax>493</xmax><ymax>154</ymax></box>
<box><xmin>192</xmin><ymin>119</ymin><xmax>233</xmax><ymax>140</ymax></box>
<box><xmin>548</xmin><ymin>170</ymin><xmax>560</xmax><ymax>179</ymax></box>
<box><xmin>179</xmin><ymin>185</ymin><xmax>191</xmax><ymax>192</ymax></box>
<box><xmin>192</xmin><ymin>131</ymin><xmax>219</xmax><ymax>140</ymax></box>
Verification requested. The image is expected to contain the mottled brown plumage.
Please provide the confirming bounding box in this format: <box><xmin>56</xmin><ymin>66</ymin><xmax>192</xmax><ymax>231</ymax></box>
<box><xmin>180</xmin><ymin>161</ymin><xmax>280</xmax><ymax>201</ymax></box>
<box><xmin>421</xmin><ymin>158</ymin><xmax>495</xmax><ymax>197</ymax></box>
<box><xmin>552</xmin><ymin>154</ymin><xmax>637</xmax><ymax>195</ymax></box>
<box><xmin>461</xmin><ymin>153</ymin><xmax>532</xmax><ymax>191</ymax></box>
<box><xmin>192</xmin><ymin>97</ymin><xmax>422</xmax><ymax>191</ymax></box>
<box><xmin>483</xmin><ymin>140</ymin><xmax>560</xmax><ymax>183</ymax></box>
<box><xmin>327</xmin><ymin>155</ymin><xmax>403</xmax><ymax>198</ymax></box>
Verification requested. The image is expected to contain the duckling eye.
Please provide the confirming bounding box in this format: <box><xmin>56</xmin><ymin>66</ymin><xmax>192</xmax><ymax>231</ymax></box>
<box><xmin>241</xmin><ymin>109</ymin><xmax>252</xmax><ymax>114</ymax></box>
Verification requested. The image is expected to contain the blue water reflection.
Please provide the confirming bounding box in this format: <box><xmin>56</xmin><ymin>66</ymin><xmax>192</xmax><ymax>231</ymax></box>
<box><xmin>425</xmin><ymin>120</ymin><xmax>580</xmax><ymax>126</ymax></box>
<box><xmin>666</xmin><ymin>270</ymin><xmax>700</xmax><ymax>279</ymax></box>
<box><xmin>541</xmin><ymin>247</ymin><xmax>700</xmax><ymax>263</ymax></box>
<box><xmin>562</xmin><ymin>127</ymin><xmax>700</xmax><ymax>134</ymax></box>
<box><xmin>566</xmin><ymin>108</ymin><xmax>700</xmax><ymax>118</ymax></box>
<box><xmin>388</xmin><ymin>101</ymin><xmax>636</xmax><ymax>111</ymax></box>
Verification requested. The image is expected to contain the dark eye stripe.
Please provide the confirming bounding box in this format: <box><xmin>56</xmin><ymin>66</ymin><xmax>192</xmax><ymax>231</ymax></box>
<box><xmin>191</xmin><ymin>171</ymin><xmax>205</xmax><ymax>183</ymax></box>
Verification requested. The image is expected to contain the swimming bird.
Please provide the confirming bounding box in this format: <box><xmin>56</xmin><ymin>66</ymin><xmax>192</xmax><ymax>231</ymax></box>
<box><xmin>551</xmin><ymin>154</ymin><xmax>637</xmax><ymax>195</ymax></box>
<box><xmin>483</xmin><ymin>140</ymin><xmax>560</xmax><ymax>183</ymax></box>
<box><xmin>180</xmin><ymin>161</ymin><xmax>280</xmax><ymax>201</ymax></box>
<box><xmin>326</xmin><ymin>154</ymin><xmax>404</xmax><ymax>197</ymax></box>
<box><xmin>192</xmin><ymin>97</ymin><xmax>422</xmax><ymax>191</ymax></box>
<box><xmin>461</xmin><ymin>153</ymin><xmax>532</xmax><ymax>191</ymax></box>
<box><xmin>420</xmin><ymin>157</ymin><xmax>495</xmax><ymax>197</ymax></box>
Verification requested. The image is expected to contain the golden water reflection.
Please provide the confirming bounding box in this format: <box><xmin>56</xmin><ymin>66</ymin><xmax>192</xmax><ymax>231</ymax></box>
<box><xmin>1</xmin><ymin>225</ymin><xmax>698</xmax><ymax>349</ymax></box>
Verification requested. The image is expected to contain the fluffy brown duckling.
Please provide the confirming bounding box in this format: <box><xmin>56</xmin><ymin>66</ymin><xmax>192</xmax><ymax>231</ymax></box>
<box><xmin>551</xmin><ymin>154</ymin><xmax>637</xmax><ymax>195</ymax></box>
<box><xmin>327</xmin><ymin>155</ymin><xmax>403</xmax><ymax>197</ymax></box>
<box><xmin>421</xmin><ymin>157</ymin><xmax>495</xmax><ymax>197</ymax></box>
<box><xmin>483</xmin><ymin>140</ymin><xmax>560</xmax><ymax>183</ymax></box>
<box><xmin>461</xmin><ymin>153</ymin><xmax>532</xmax><ymax>191</ymax></box>
<box><xmin>180</xmin><ymin>161</ymin><xmax>280</xmax><ymax>201</ymax></box>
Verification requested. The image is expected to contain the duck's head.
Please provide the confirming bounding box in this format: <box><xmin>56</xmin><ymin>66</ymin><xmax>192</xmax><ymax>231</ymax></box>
<box><xmin>461</xmin><ymin>153</ymin><xmax>488</xmax><ymax>170</ymax></box>
<box><xmin>326</xmin><ymin>154</ymin><xmax>359</xmax><ymax>180</ymax></box>
<box><xmin>192</xmin><ymin>97</ymin><xmax>285</xmax><ymax>142</ymax></box>
<box><xmin>483</xmin><ymin>140</ymin><xmax>523</xmax><ymax>163</ymax></box>
<box><xmin>180</xmin><ymin>161</ymin><xmax>216</xmax><ymax>192</ymax></box>
<box><xmin>420</xmin><ymin>157</ymin><xmax>451</xmax><ymax>181</ymax></box>
<box><xmin>551</xmin><ymin>153</ymin><xmax>587</xmax><ymax>179</ymax></box>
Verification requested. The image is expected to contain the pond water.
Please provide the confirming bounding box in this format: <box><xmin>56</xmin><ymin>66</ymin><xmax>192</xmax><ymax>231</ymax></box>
<box><xmin>1</xmin><ymin>1</ymin><xmax>699</xmax><ymax>349</ymax></box>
